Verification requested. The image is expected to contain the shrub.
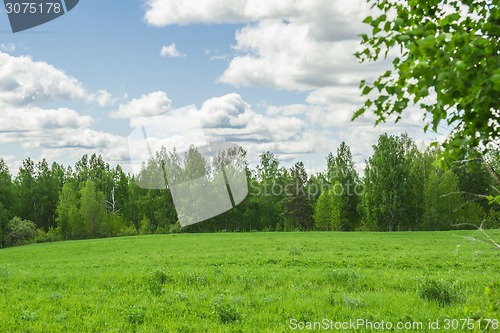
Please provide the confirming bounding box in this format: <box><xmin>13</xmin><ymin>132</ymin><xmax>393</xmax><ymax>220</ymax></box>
<box><xmin>5</xmin><ymin>217</ymin><xmax>37</xmax><ymax>247</ymax></box>
<box><xmin>46</xmin><ymin>227</ymin><xmax>62</xmax><ymax>242</ymax></box>
<box><xmin>35</xmin><ymin>227</ymin><xmax>61</xmax><ymax>243</ymax></box>
<box><xmin>168</xmin><ymin>222</ymin><xmax>182</xmax><ymax>234</ymax></box>
<box><xmin>104</xmin><ymin>214</ymin><xmax>126</xmax><ymax>237</ymax></box>
<box><xmin>139</xmin><ymin>216</ymin><xmax>153</xmax><ymax>235</ymax></box>
<box><xmin>117</xmin><ymin>226</ymin><xmax>138</xmax><ymax>237</ymax></box>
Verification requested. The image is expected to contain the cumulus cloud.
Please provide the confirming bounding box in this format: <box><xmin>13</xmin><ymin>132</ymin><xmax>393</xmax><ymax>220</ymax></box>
<box><xmin>111</xmin><ymin>91</ymin><xmax>173</xmax><ymax>121</ymax></box>
<box><xmin>49</xmin><ymin>130</ymin><xmax>126</xmax><ymax>154</ymax></box>
<box><xmin>114</xmin><ymin>87</ymin><xmax>441</xmax><ymax>173</ymax></box>
<box><xmin>0</xmin><ymin>123</ymin><xmax>132</xmax><ymax>171</ymax></box>
<box><xmin>144</xmin><ymin>0</ymin><xmax>375</xmax><ymax>91</ymax></box>
<box><xmin>143</xmin><ymin>0</ymin><xmax>365</xmax><ymax>29</ymax></box>
<box><xmin>143</xmin><ymin>0</ymin><xmax>274</xmax><ymax>25</ymax></box>
<box><xmin>219</xmin><ymin>21</ymin><xmax>375</xmax><ymax>90</ymax></box>
<box><xmin>116</xmin><ymin>92</ymin><xmax>319</xmax><ymax>166</ymax></box>
<box><xmin>0</xmin><ymin>106</ymin><xmax>93</xmax><ymax>132</ymax></box>
<box><xmin>160</xmin><ymin>43</ymin><xmax>184</xmax><ymax>58</ymax></box>
<box><xmin>141</xmin><ymin>1</ymin><xmax>435</xmax><ymax>168</ymax></box>
<box><xmin>199</xmin><ymin>93</ymin><xmax>305</xmax><ymax>141</ymax></box>
<box><xmin>0</xmin><ymin>51</ymin><xmax>87</xmax><ymax>105</ymax></box>
<box><xmin>36</xmin><ymin>129</ymin><xmax>131</xmax><ymax>169</ymax></box>
<box><xmin>0</xmin><ymin>52</ymin><xmax>129</xmax><ymax>172</ymax></box>
<box><xmin>196</xmin><ymin>93</ymin><xmax>322</xmax><ymax>163</ymax></box>
<box><xmin>141</xmin><ymin>1</ymin><xmax>419</xmax><ymax>172</ymax></box>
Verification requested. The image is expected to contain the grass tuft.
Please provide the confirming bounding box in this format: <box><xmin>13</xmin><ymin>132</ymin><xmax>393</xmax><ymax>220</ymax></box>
<box><xmin>417</xmin><ymin>277</ymin><xmax>464</xmax><ymax>306</ymax></box>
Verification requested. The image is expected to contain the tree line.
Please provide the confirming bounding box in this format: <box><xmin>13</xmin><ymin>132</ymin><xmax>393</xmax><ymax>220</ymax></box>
<box><xmin>0</xmin><ymin>133</ymin><xmax>498</xmax><ymax>247</ymax></box>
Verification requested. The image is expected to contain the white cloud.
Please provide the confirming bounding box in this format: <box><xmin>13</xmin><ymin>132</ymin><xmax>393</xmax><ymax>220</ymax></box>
<box><xmin>118</xmin><ymin>91</ymin><xmax>442</xmax><ymax>172</ymax></box>
<box><xmin>143</xmin><ymin>0</ymin><xmax>364</xmax><ymax>28</ymax></box>
<box><xmin>160</xmin><ymin>43</ymin><xmax>184</xmax><ymax>58</ymax></box>
<box><xmin>199</xmin><ymin>93</ymin><xmax>252</xmax><ymax>128</ymax></box>
<box><xmin>219</xmin><ymin>19</ymin><xmax>379</xmax><ymax>90</ymax></box>
<box><xmin>267</xmin><ymin>104</ymin><xmax>311</xmax><ymax>116</ymax></box>
<box><xmin>0</xmin><ymin>52</ymin><xmax>129</xmax><ymax>172</ymax></box>
<box><xmin>0</xmin><ymin>106</ymin><xmax>93</xmax><ymax>132</ymax></box>
<box><xmin>91</xmin><ymin>90</ymin><xmax>116</xmax><ymax>106</ymax></box>
<box><xmin>144</xmin><ymin>0</ymin><xmax>264</xmax><ymax>25</ymax></box>
<box><xmin>0</xmin><ymin>125</ymin><xmax>132</xmax><ymax>172</ymax></box>
<box><xmin>37</xmin><ymin>129</ymin><xmax>131</xmax><ymax>168</ymax></box>
<box><xmin>0</xmin><ymin>51</ymin><xmax>87</xmax><ymax>105</ymax></box>
<box><xmin>111</xmin><ymin>91</ymin><xmax>173</xmax><ymax>121</ymax></box>
<box><xmin>199</xmin><ymin>93</ymin><xmax>305</xmax><ymax>141</ymax></box>
<box><xmin>144</xmin><ymin>0</ymin><xmax>374</xmax><ymax>91</ymax></box>
<box><xmin>0</xmin><ymin>44</ymin><xmax>15</xmax><ymax>53</ymax></box>
<box><xmin>141</xmin><ymin>1</ymin><xmax>437</xmax><ymax>170</ymax></box>
<box><xmin>117</xmin><ymin>92</ymin><xmax>321</xmax><ymax>167</ymax></box>
<box><xmin>197</xmin><ymin>93</ymin><xmax>321</xmax><ymax>163</ymax></box>
<box><xmin>139</xmin><ymin>1</ymin><xmax>447</xmax><ymax>174</ymax></box>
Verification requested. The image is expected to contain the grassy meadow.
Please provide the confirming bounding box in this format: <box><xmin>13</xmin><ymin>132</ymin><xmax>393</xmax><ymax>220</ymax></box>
<box><xmin>0</xmin><ymin>231</ymin><xmax>499</xmax><ymax>332</ymax></box>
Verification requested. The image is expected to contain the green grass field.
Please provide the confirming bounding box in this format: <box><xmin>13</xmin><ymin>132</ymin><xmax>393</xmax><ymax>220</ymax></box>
<box><xmin>0</xmin><ymin>231</ymin><xmax>499</xmax><ymax>332</ymax></box>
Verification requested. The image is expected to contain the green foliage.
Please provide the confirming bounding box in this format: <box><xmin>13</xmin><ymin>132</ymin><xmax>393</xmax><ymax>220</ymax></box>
<box><xmin>34</xmin><ymin>227</ymin><xmax>61</xmax><ymax>244</ymax></box>
<box><xmin>4</xmin><ymin>216</ymin><xmax>38</xmax><ymax>247</ymax></box>
<box><xmin>79</xmin><ymin>180</ymin><xmax>106</xmax><ymax>237</ymax></box>
<box><xmin>168</xmin><ymin>221</ymin><xmax>182</xmax><ymax>234</ymax></box>
<box><xmin>355</xmin><ymin>0</ymin><xmax>500</xmax><ymax>163</ymax></box>
<box><xmin>16</xmin><ymin>158</ymin><xmax>36</xmax><ymax>224</ymax></box>
<box><xmin>139</xmin><ymin>216</ymin><xmax>153</xmax><ymax>235</ymax></box>
<box><xmin>32</xmin><ymin>160</ymin><xmax>63</xmax><ymax>231</ymax></box>
<box><xmin>459</xmin><ymin>202</ymin><xmax>487</xmax><ymax>226</ymax></box>
<box><xmin>252</xmin><ymin>151</ymin><xmax>288</xmax><ymax>231</ymax></box>
<box><xmin>104</xmin><ymin>214</ymin><xmax>125</xmax><ymax>237</ymax></box>
<box><xmin>314</xmin><ymin>189</ymin><xmax>334</xmax><ymax>230</ymax></box>
<box><xmin>2</xmin><ymin>136</ymin><xmax>499</xmax><ymax>241</ymax></box>
<box><xmin>362</xmin><ymin>133</ymin><xmax>416</xmax><ymax>231</ymax></box>
<box><xmin>281</xmin><ymin>162</ymin><xmax>314</xmax><ymax>231</ymax></box>
<box><xmin>0</xmin><ymin>158</ymin><xmax>15</xmax><ymax>248</ymax></box>
<box><xmin>56</xmin><ymin>183</ymin><xmax>79</xmax><ymax>240</ymax></box>
<box><xmin>465</xmin><ymin>285</ymin><xmax>499</xmax><ymax>332</ymax></box>
<box><xmin>422</xmin><ymin>168</ymin><xmax>463</xmax><ymax>230</ymax></box>
<box><xmin>117</xmin><ymin>226</ymin><xmax>138</xmax><ymax>237</ymax></box>
<box><xmin>326</xmin><ymin>142</ymin><xmax>361</xmax><ymax>230</ymax></box>
<box><xmin>484</xmin><ymin>208</ymin><xmax>500</xmax><ymax>229</ymax></box>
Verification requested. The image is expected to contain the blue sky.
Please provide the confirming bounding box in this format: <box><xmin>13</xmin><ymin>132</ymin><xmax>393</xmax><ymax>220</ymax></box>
<box><xmin>0</xmin><ymin>0</ymin><xmax>445</xmax><ymax>175</ymax></box>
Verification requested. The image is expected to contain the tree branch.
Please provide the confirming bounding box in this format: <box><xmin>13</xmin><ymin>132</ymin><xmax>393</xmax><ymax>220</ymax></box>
<box><xmin>452</xmin><ymin>221</ymin><xmax>500</xmax><ymax>250</ymax></box>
